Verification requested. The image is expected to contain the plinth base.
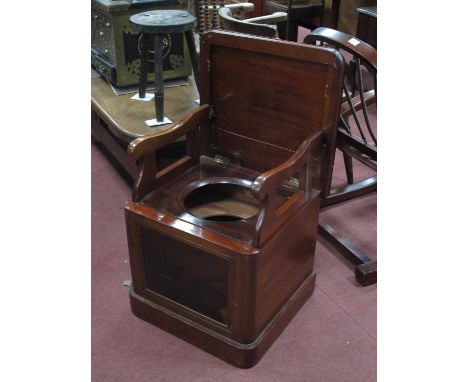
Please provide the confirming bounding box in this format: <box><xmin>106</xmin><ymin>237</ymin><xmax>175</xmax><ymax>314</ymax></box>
<box><xmin>129</xmin><ymin>271</ymin><xmax>316</xmax><ymax>368</ymax></box>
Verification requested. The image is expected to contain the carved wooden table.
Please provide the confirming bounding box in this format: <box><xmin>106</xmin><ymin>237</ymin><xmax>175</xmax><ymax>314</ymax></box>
<box><xmin>91</xmin><ymin>76</ymin><xmax>199</xmax><ymax>180</ymax></box>
<box><xmin>130</xmin><ymin>10</ymin><xmax>200</xmax><ymax>124</ymax></box>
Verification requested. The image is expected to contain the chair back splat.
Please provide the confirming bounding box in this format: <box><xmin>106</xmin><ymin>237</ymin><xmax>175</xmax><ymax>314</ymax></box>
<box><xmin>124</xmin><ymin>31</ymin><xmax>344</xmax><ymax>368</ymax></box>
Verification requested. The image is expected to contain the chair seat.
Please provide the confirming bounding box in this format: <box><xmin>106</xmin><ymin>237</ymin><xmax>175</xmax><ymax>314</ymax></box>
<box><xmin>140</xmin><ymin>156</ymin><xmax>299</xmax><ymax>245</ymax></box>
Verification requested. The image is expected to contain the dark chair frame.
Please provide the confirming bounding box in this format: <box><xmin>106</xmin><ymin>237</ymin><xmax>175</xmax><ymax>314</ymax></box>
<box><xmin>304</xmin><ymin>27</ymin><xmax>377</xmax><ymax>286</ymax></box>
<box><xmin>218</xmin><ymin>4</ymin><xmax>288</xmax><ymax>38</ymax></box>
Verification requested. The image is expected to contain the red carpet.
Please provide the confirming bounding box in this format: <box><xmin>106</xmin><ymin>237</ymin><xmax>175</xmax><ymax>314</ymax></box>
<box><xmin>92</xmin><ymin>146</ymin><xmax>376</xmax><ymax>381</ymax></box>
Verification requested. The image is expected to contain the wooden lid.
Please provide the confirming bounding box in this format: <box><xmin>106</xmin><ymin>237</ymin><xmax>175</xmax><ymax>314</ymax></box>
<box><xmin>199</xmin><ymin>31</ymin><xmax>344</xmax><ymax>187</ymax></box>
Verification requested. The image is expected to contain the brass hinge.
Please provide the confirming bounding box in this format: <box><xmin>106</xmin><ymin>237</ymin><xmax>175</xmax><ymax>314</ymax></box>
<box><xmin>287</xmin><ymin>177</ymin><xmax>300</xmax><ymax>188</ymax></box>
<box><xmin>321</xmin><ymin>134</ymin><xmax>328</xmax><ymax>149</ymax></box>
<box><xmin>208</xmin><ymin>105</ymin><xmax>215</xmax><ymax>120</ymax></box>
<box><xmin>214</xmin><ymin>154</ymin><xmax>230</xmax><ymax>166</ymax></box>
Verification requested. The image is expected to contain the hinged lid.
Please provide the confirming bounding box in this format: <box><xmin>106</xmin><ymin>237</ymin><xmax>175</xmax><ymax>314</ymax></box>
<box><xmin>199</xmin><ymin>31</ymin><xmax>344</xmax><ymax>189</ymax></box>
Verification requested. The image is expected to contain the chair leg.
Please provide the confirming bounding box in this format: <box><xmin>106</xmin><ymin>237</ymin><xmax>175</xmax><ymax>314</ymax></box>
<box><xmin>343</xmin><ymin>151</ymin><xmax>354</xmax><ymax>184</ymax></box>
<box><xmin>355</xmin><ymin>261</ymin><xmax>377</xmax><ymax>286</ymax></box>
<box><xmin>321</xmin><ymin>175</ymin><xmax>377</xmax><ymax>208</ymax></box>
<box><xmin>318</xmin><ymin>218</ymin><xmax>376</xmax><ymax>286</ymax></box>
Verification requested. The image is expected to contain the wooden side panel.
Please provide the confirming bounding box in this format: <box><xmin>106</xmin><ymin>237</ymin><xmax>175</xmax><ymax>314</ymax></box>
<box><xmin>254</xmin><ymin>196</ymin><xmax>320</xmax><ymax>334</ymax></box>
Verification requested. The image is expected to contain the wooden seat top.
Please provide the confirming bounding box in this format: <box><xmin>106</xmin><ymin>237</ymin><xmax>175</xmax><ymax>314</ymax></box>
<box><xmin>130</xmin><ymin>10</ymin><xmax>197</xmax><ymax>34</ymax></box>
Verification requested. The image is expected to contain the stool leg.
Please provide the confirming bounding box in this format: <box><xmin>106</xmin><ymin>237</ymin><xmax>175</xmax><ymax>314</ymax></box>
<box><xmin>138</xmin><ymin>34</ymin><xmax>149</xmax><ymax>98</ymax></box>
<box><xmin>153</xmin><ymin>34</ymin><xmax>164</xmax><ymax>122</ymax></box>
<box><xmin>184</xmin><ymin>30</ymin><xmax>200</xmax><ymax>93</ymax></box>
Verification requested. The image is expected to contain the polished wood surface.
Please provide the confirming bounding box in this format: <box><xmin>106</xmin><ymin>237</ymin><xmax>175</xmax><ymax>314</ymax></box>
<box><xmin>91</xmin><ymin>76</ymin><xmax>199</xmax><ymax>143</ymax></box>
<box><xmin>91</xmin><ymin>76</ymin><xmax>199</xmax><ymax>179</ymax></box>
<box><xmin>125</xmin><ymin>30</ymin><xmax>344</xmax><ymax>367</ymax></box>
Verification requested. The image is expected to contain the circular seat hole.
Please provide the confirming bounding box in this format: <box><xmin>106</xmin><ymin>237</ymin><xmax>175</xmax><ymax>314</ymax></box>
<box><xmin>203</xmin><ymin>215</ymin><xmax>243</xmax><ymax>222</ymax></box>
<box><xmin>184</xmin><ymin>183</ymin><xmax>260</xmax><ymax>221</ymax></box>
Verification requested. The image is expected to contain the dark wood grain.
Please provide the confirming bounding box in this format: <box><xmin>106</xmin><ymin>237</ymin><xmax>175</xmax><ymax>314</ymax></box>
<box><xmin>124</xmin><ymin>30</ymin><xmax>344</xmax><ymax>367</ymax></box>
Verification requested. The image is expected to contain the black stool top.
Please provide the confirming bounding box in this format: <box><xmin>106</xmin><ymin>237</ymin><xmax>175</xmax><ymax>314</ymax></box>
<box><xmin>130</xmin><ymin>10</ymin><xmax>197</xmax><ymax>34</ymax></box>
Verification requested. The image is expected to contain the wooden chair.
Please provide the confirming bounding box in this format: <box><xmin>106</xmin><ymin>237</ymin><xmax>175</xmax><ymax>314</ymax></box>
<box><xmin>124</xmin><ymin>30</ymin><xmax>344</xmax><ymax>368</ymax></box>
<box><xmin>262</xmin><ymin>0</ymin><xmax>341</xmax><ymax>41</ymax></box>
<box><xmin>304</xmin><ymin>27</ymin><xmax>377</xmax><ymax>286</ymax></box>
<box><xmin>218</xmin><ymin>4</ymin><xmax>287</xmax><ymax>38</ymax></box>
<box><xmin>197</xmin><ymin>0</ymin><xmax>253</xmax><ymax>33</ymax></box>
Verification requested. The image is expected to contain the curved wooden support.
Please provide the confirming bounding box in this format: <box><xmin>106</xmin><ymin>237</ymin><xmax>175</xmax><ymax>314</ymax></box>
<box><xmin>128</xmin><ymin>104</ymin><xmax>209</xmax><ymax>159</ymax></box>
<box><xmin>321</xmin><ymin>175</ymin><xmax>377</xmax><ymax>208</ymax></box>
<box><xmin>304</xmin><ymin>27</ymin><xmax>376</xmax><ymax>72</ymax></box>
<box><xmin>132</xmin><ymin>153</ymin><xmax>157</xmax><ymax>202</ymax></box>
<box><xmin>218</xmin><ymin>7</ymin><xmax>282</xmax><ymax>39</ymax></box>
<box><xmin>251</xmin><ymin>131</ymin><xmax>322</xmax><ymax>200</ymax></box>
<box><xmin>251</xmin><ymin>131</ymin><xmax>322</xmax><ymax>247</ymax></box>
<box><xmin>129</xmin><ymin>104</ymin><xmax>209</xmax><ymax>202</ymax></box>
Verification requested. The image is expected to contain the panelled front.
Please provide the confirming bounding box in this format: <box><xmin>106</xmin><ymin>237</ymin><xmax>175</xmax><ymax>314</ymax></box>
<box><xmin>140</xmin><ymin>226</ymin><xmax>230</xmax><ymax>325</ymax></box>
<box><xmin>125</xmin><ymin>207</ymin><xmax>259</xmax><ymax>341</ymax></box>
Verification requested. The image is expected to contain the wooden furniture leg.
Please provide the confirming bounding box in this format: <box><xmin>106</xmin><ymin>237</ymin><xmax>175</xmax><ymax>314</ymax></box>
<box><xmin>318</xmin><ymin>219</ymin><xmax>376</xmax><ymax>286</ymax></box>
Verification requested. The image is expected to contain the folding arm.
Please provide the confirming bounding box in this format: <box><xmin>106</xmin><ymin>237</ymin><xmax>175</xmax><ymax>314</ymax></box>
<box><xmin>251</xmin><ymin>131</ymin><xmax>323</xmax><ymax>246</ymax></box>
<box><xmin>128</xmin><ymin>104</ymin><xmax>209</xmax><ymax>159</ymax></box>
<box><xmin>128</xmin><ymin>105</ymin><xmax>209</xmax><ymax>202</ymax></box>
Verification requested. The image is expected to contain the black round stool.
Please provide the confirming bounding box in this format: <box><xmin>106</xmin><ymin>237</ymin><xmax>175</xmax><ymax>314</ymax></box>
<box><xmin>130</xmin><ymin>10</ymin><xmax>200</xmax><ymax>125</ymax></box>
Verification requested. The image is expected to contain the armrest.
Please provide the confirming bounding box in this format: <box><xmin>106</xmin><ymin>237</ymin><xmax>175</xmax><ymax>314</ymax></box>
<box><xmin>250</xmin><ymin>131</ymin><xmax>322</xmax><ymax>247</ymax></box>
<box><xmin>244</xmin><ymin>12</ymin><xmax>288</xmax><ymax>25</ymax></box>
<box><xmin>252</xmin><ymin>131</ymin><xmax>322</xmax><ymax>200</ymax></box>
<box><xmin>304</xmin><ymin>27</ymin><xmax>376</xmax><ymax>72</ymax></box>
<box><xmin>127</xmin><ymin>104</ymin><xmax>209</xmax><ymax>159</ymax></box>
